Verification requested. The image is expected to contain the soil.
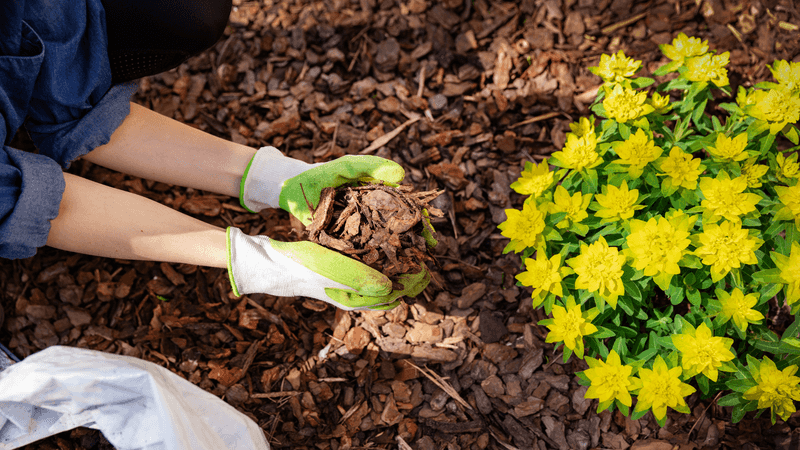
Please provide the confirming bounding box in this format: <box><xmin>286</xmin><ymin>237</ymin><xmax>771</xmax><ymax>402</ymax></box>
<box><xmin>2</xmin><ymin>0</ymin><xmax>800</xmax><ymax>449</ymax></box>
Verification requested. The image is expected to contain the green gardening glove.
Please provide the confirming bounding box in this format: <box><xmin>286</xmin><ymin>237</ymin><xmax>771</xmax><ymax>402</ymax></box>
<box><xmin>327</xmin><ymin>262</ymin><xmax>431</xmax><ymax>310</ymax></box>
<box><xmin>240</xmin><ymin>146</ymin><xmax>405</xmax><ymax>224</ymax></box>
<box><xmin>227</xmin><ymin>227</ymin><xmax>397</xmax><ymax>310</ymax></box>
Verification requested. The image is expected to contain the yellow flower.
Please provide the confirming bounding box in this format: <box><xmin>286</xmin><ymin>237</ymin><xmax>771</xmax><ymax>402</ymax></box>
<box><xmin>543</xmin><ymin>296</ymin><xmax>597</xmax><ymax>358</ymax></box>
<box><xmin>698</xmin><ymin>171</ymin><xmax>762</xmax><ymax>223</ymax></box>
<box><xmin>772</xmin><ymin>242</ymin><xmax>800</xmax><ymax>307</ymax></box>
<box><xmin>549</xmin><ymin>185</ymin><xmax>592</xmax><ymax>229</ymax></box>
<box><xmin>741</xmin><ymin>157</ymin><xmax>769</xmax><ymax>188</ymax></box>
<box><xmin>716</xmin><ymin>288</ymin><xmax>764</xmax><ymax>332</ymax></box>
<box><xmin>775</xmin><ymin>184</ymin><xmax>800</xmax><ymax>230</ymax></box>
<box><xmin>770</xmin><ymin>60</ymin><xmax>800</xmax><ymax>92</ymax></box>
<box><xmin>660</xmin><ymin>33</ymin><xmax>709</xmax><ymax>63</ymax></box>
<box><xmin>776</xmin><ymin>152</ymin><xmax>800</xmax><ymax>181</ymax></box>
<box><xmin>603</xmin><ymin>84</ymin><xmax>654</xmax><ymax>123</ymax></box>
<box><xmin>648</xmin><ymin>92</ymin><xmax>671</xmax><ymax>114</ymax></box>
<box><xmin>706</xmin><ymin>132</ymin><xmax>748</xmax><ymax>162</ymax></box>
<box><xmin>633</xmin><ymin>355</ymin><xmax>695</xmax><ymax>423</ymax></box>
<box><xmin>672</xmin><ymin>322</ymin><xmax>735</xmax><ymax>382</ymax></box>
<box><xmin>749</xmin><ymin>87</ymin><xmax>800</xmax><ymax>134</ymax></box>
<box><xmin>510</xmin><ymin>159</ymin><xmax>554</xmax><ymax>198</ymax></box>
<box><xmin>566</xmin><ymin>236</ymin><xmax>626</xmax><ymax>308</ymax></box>
<box><xmin>594</xmin><ymin>180</ymin><xmax>645</xmax><ymax>223</ymax></box>
<box><xmin>550</xmin><ymin>132</ymin><xmax>601</xmax><ymax>171</ymax></box>
<box><xmin>684</xmin><ymin>52</ymin><xmax>730</xmax><ymax>87</ymax></box>
<box><xmin>624</xmin><ymin>214</ymin><xmax>692</xmax><ymax>290</ymax></box>
<box><xmin>589</xmin><ymin>50</ymin><xmax>642</xmax><ymax>86</ymax></box>
<box><xmin>613</xmin><ymin>128</ymin><xmax>663</xmax><ymax>178</ymax></box>
<box><xmin>743</xmin><ymin>357</ymin><xmax>800</xmax><ymax>423</ymax></box>
<box><xmin>694</xmin><ymin>220</ymin><xmax>762</xmax><ymax>282</ymax></box>
<box><xmin>569</xmin><ymin>116</ymin><xmax>596</xmax><ymax>138</ymax></box>
<box><xmin>517</xmin><ymin>251</ymin><xmax>572</xmax><ymax>307</ymax></box>
<box><xmin>499</xmin><ymin>200</ymin><xmax>546</xmax><ymax>253</ymax></box>
<box><xmin>657</xmin><ymin>147</ymin><xmax>704</xmax><ymax>190</ymax></box>
<box><xmin>584</xmin><ymin>350</ymin><xmax>637</xmax><ymax>410</ymax></box>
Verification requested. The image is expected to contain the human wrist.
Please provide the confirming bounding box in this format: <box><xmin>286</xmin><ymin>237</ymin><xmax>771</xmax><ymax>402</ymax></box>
<box><xmin>239</xmin><ymin>146</ymin><xmax>316</xmax><ymax>213</ymax></box>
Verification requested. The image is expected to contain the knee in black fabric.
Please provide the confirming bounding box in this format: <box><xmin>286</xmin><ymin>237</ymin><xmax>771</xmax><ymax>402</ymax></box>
<box><xmin>102</xmin><ymin>0</ymin><xmax>232</xmax><ymax>83</ymax></box>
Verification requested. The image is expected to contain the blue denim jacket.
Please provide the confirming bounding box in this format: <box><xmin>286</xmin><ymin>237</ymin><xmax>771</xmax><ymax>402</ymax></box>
<box><xmin>0</xmin><ymin>0</ymin><xmax>137</xmax><ymax>259</ymax></box>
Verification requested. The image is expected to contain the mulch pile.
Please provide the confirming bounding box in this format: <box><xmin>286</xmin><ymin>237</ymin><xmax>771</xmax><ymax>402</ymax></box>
<box><xmin>306</xmin><ymin>184</ymin><xmax>442</xmax><ymax>280</ymax></box>
<box><xmin>2</xmin><ymin>0</ymin><xmax>800</xmax><ymax>449</ymax></box>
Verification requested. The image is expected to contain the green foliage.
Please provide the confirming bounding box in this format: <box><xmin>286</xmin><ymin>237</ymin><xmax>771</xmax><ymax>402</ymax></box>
<box><xmin>499</xmin><ymin>39</ymin><xmax>800</xmax><ymax>425</ymax></box>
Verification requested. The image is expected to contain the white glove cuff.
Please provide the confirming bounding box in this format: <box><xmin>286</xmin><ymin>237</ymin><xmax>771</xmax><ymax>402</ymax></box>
<box><xmin>227</xmin><ymin>227</ymin><xmax>352</xmax><ymax>302</ymax></box>
<box><xmin>240</xmin><ymin>146</ymin><xmax>318</xmax><ymax>212</ymax></box>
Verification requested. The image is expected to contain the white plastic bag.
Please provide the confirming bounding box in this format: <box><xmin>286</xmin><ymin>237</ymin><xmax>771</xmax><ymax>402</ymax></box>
<box><xmin>0</xmin><ymin>346</ymin><xmax>270</xmax><ymax>450</ymax></box>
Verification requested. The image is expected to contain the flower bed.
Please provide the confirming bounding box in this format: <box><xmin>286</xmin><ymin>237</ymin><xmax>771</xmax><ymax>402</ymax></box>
<box><xmin>500</xmin><ymin>33</ymin><xmax>800</xmax><ymax>426</ymax></box>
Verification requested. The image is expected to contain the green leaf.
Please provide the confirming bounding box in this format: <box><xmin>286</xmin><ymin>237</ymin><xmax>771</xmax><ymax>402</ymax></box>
<box><xmin>717</xmin><ymin>392</ymin><xmax>743</xmax><ymax>407</ymax></box>
<box><xmin>631</xmin><ymin>406</ymin><xmax>649</xmax><ymax>421</ymax></box>
<box><xmin>612</xmin><ymin>337</ymin><xmax>628</xmax><ymax>358</ymax></box>
<box><xmin>592</xmin><ymin>326</ymin><xmax>617</xmax><ymax>339</ymax></box>
<box><xmin>616</xmin><ymin>400</ymin><xmax>630</xmax><ymax>417</ymax></box>
<box><xmin>654</xmin><ymin>61</ymin><xmax>680</xmax><ymax>76</ymax></box>
<box><xmin>784</xmin><ymin>126</ymin><xmax>800</xmax><ymax>145</ymax></box>
<box><xmin>644</xmin><ymin>171</ymin><xmax>659</xmax><ymax>188</ymax></box>
<box><xmin>751</xmin><ymin>268</ymin><xmax>783</xmax><ymax>284</ymax></box>
<box><xmin>764</xmin><ymin>221</ymin><xmax>785</xmax><ymax>238</ymax></box>
<box><xmin>581</xmin><ymin>168</ymin><xmax>599</xmax><ymax>193</ymax></box>
<box><xmin>759</xmin><ymin>133</ymin><xmax>776</xmax><ymax>155</ymax></box>
<box><xmin>686</xmin><ymin>287</ymin><xmax>702</xmax><ymax>307</ymax></box>
<box><xmin>692</xmin><ymin>98</ymin><xmax>708</xmax><ymax>127</ymax></box>
<box><xmin>619</xmin><ymin>122</ymin><xmax>631</xmax><ymax>139</ymax></box>
<box><xmin>719</xmin><ymin>360</ymin><xmax>738</xmax><ymax>372</ymax></box>
<box><xmin>156</xmin><ymin>295</ymin><xmax>170</xmax><ymax>302</ymax></box>
<box><xmin>631</xmin><ymin>77</ymin><xmax>655</xmax><ymax>88</ymax></box>
<box><xmin>617</xmin><ymin>296</ymin><xmax>635</xmax><ymax>316</ymax></box>
<box><xmin>755</xmin><ymin>81</ymin><xmax>780</xmax><ymax>90</ymax></box>
<box><xmin>592</xmin><ymin>102</ymin><xmax>608</xmax><ymax>118</ymax></box>
<box><xmin>731</xmin><ymin>404</ymin><xmax>747</xmax><ymax>423</ymax></box>
<box><xmin>697</xmin><ymin>374</ymin><xmax>710</xmax><ymax>395</ymax></box>
<box><xmin>679</xmin><ymin>254</ymin><xmax>703</xmax><ymax>269</ymax></box>
<box><xmin>656</xmin><ymin>335</ymin><xmax>677</xmax><ymax>350</ymax></box>
<box><xmin>623</xmin><ymin>279</ymin><xmax>642</xmax><ymax>302</ymax></box>
<box><xmin>546</xmin><ymin>212</ymin><xmax>568</xmax><ymax>227</ymax></box>
<box><xmin>726</xmin><ymin>378</ymin><xmax>755</xmax><ymax>393</ymax></box>
<box><xmin>667</xmin><ymin>284</ymin><xmax>685</xmax><ymax>305</ymax></box>
<box><xmin>782</xmin><ymin>314</ymin><xmax>800</xmax><ymax>340</ymax></box>
<box><xmin>759</xmin><ymin>283</ymin><xmax>783</xmax><ymax>303</ymax></box>
<box><xmin>634</xmin><ymin>347</ymin><xmax>658</xmax><ymax>363</ymax></box>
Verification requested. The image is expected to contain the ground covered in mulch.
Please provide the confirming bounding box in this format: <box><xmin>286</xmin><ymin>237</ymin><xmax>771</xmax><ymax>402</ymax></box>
<box><xmin>2</xmin><ymin>0</ymin><xmax>800</xmax><ymax>449</ymax></box>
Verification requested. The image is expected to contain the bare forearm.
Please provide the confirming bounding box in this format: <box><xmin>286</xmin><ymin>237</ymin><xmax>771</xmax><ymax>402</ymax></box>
<box><xmin>47</xmin><ymin>173</ymin><xmax>228</xmax><ymax>268</ymax></box>
<box><xmin>82</xmin><ymin>102</ymin><xmax>256</xmax><ymax>197</ymax></box>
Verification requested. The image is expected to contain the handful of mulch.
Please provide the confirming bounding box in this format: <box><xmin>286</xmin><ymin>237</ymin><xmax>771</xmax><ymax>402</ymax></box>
<box><xmin>305</xmin><ymin>183</ymin><xmax>444</xmax><ymax>288</ymax></box>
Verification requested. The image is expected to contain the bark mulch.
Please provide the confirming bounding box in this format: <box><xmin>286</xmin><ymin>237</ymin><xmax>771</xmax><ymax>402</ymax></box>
<box><xmin>2</xmin><ymin>0</ymin><xmax>800</xmax><ymax>449</ymax></box>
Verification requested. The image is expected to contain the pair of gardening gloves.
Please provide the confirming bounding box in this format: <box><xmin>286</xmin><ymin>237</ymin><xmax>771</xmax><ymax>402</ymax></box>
<box><xmin>227</xmin><ymin>146</ymin><xmax>430</xmax><ymax>311</ymax></box>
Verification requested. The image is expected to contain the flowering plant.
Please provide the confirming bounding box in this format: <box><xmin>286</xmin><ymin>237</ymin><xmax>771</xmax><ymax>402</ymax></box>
<box><xmin>500</xmin><ymin>33</ymin><xmax>800</xmax><ymax>426</ymax></box>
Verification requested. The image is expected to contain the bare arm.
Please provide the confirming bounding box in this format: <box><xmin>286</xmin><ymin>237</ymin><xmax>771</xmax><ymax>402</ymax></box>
<box><xmin>82</xmin><ymin>102</ymin><xmax>257</xmax><ymax>197</ymax></box>
<box><xmin>46</xmin><ymin>173</ymin><xmax>228</xmax><ymax>267</ymax></box>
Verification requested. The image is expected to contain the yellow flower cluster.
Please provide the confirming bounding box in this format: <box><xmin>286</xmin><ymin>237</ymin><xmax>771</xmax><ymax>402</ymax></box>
<box><xmin>500</xmin><ymin>35</ymin><xmax>800</xmax><ymax>426</ymax></box>
<box><xmin>739</xmin><ymin>59</ymin><xmax>800</xmax><ymax>135</ymax></box>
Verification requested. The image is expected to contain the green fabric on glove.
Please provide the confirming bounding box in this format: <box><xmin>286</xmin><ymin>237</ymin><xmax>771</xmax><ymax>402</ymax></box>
<box><xmin>325</xmin><ymin>263</ymin><xmax>431</xmax><ymax>310</ymax></box>
<box><xmin>268</xmin><ymin>239</ymin><xmax>391</xmax><ymax>297</ymax></box>
<box><xmin>279</xmin><ymin>155</ymin><xmax>405</xmax><ymax>225</ymax></box>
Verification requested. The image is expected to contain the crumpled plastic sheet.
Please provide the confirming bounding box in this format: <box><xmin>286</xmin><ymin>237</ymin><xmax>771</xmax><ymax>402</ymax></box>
<box><xmin>0</xmin><ymin>346</ymin><xmax>270</xmax><ymax>450</ymax></box>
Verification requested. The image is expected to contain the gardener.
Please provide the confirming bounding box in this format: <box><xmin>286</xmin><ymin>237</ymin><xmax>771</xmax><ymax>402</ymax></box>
<box><xmin>0</xmin><ymin>0</ymin><xmax>427</xmax><ymax>311</ymax></box>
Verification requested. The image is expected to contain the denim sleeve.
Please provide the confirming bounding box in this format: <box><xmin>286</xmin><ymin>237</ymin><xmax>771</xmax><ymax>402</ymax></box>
<box><xmin>1</xmin><ymin>0</ymin><xmax>138</xmax><ymax>259</ymax></box>
<box><xmin>22</xmin><ymin>0</ymin><xmax>138</xmax><ymax>167</ymax></box>
<box><xmin>0</xmin><ymin>7</ymin><xmax>64</xmax><ymax>259</ymax></box>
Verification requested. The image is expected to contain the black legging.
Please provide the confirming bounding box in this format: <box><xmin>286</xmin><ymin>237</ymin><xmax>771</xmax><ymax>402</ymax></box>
<box><xmin>101</xmin><ymin>0</ymin><xmax>232</xmax><ymax>83</ymax></box>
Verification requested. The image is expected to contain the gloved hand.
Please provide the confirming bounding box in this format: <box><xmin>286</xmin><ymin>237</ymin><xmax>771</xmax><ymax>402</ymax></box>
<box><xmin>226</xmin><ymin>227</ymin><xmax>429</xmax><ymax>310</ymax></box>
<box><xmin>239</xmin><ymin>146</ymin><xmax>405</xmax><ymax>224</ymax></box>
